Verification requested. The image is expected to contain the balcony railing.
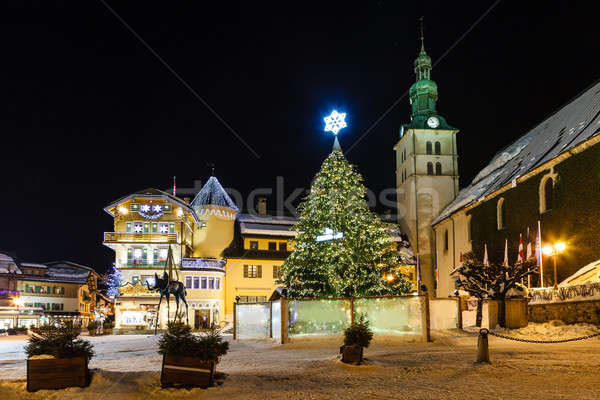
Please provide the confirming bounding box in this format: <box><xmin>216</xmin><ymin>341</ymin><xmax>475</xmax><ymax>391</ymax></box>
<box><xmin>104</xmin><ymin>232</ymin><xmax>178</xmax><ymax>244</ymax></box>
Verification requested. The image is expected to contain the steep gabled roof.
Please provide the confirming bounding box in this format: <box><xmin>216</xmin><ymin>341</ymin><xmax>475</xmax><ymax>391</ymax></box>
<box><xmin>434</xmin><ymin>80</ymin><xmax>600</xmax><ymax>225</ymax></box>
<box><xmin>190</xmin><ymin>176</ymin><xmax>238</xmax><ymax>211</ymax></box>
<box><xmin>104</xmin><ymin>187</ymin><xmax>198</xmax><ymax>222</ymax></box>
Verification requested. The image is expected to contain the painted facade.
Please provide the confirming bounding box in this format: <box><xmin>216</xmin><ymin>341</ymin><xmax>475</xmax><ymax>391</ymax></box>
<box><xmin>104</xmin><ymin>179</ymin><xmax>297</xmax><ymax>331</ymax></box>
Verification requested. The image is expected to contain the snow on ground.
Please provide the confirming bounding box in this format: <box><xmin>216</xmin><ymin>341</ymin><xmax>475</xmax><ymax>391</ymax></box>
<box><xmin>2</xmin><ymin>327</ymin><xmax>600</xmax><ymax>399</ymax></box>
<box><xmin>496</xmin><ymin>320</ymin><xmax>600</xmax><ymax>339</ymax></box>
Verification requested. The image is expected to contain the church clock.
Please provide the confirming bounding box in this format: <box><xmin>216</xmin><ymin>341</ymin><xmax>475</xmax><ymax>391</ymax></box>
<box><xmin>427</xmin><ymin>116</ymin><xmax>440</xmax><ymax>128</ymax></box>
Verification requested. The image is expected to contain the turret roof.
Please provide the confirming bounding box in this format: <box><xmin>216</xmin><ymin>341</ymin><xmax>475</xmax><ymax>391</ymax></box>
<box><xmin>190</xmin><ymin>176</ymin><xmax>239</xmax><ymax>211</ymax></box>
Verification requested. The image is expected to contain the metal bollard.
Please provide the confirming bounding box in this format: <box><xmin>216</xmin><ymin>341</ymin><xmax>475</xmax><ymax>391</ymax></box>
<box><xmin>476</xmin><ymin>328</ymin><xmax>491</xmax><ymax>363</ymax></box>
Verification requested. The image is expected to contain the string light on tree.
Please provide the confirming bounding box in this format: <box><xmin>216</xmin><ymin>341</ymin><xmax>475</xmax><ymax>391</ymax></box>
<box><xmin>323</xmin><ymin>110</ymin><xmax>347</xmax><ymax>135</ymax></box>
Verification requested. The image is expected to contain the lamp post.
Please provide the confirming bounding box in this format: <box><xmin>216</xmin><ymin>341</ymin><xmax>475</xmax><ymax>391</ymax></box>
<box><xmin>542</xmin><ymin>242</ymin><xmax>566</xmax><ymax>289</ymax></box>
<box><xmin>13</xmin><ymin>297</ymin><xmax>24</xmax><ymax>329</ymax></box>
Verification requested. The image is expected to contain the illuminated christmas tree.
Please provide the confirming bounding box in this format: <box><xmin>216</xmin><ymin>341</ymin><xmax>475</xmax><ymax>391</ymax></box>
<box><xmin>280</xmin><ymin>145</ymin><xmax>411</xmax><ymax>298</ymax></box>
<box><xmin>103</xmin><ymin>264</ymin><xmax>122</xmax><ymax>298</ymax></box>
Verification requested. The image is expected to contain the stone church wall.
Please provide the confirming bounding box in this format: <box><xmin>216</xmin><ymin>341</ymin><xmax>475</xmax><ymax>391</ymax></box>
<box><xmin>468</xmin><ymin>142</ymin><xmax>600</xmax><ymax>285</ymax></box>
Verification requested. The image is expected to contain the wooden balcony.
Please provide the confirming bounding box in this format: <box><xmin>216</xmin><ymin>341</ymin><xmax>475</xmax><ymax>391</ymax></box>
<box><xmin>103</xmin><ymin>232</ymin><xmax>178</xmax><ymax>244</ymax></box>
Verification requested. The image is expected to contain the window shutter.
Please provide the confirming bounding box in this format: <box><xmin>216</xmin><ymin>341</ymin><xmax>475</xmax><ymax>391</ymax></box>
<box><xmin>257</xmin><ymin>265</ymin><xmax>262</xmax><ymax>278</ymax></box>
<box><xmin>243</xmin><ymin>265</ymin><xmax>248</xmax><ymax>278</ymax></box>
<box><xmin>127</xmin><ymin>248</ymin><xmax>133</xmax><ymax>264</ymax></box>
<box><xmin>153</xmin><ymin>248</ymin><xmax>158</xmax><ymax>264</ymax></box>
<box><xmin>273</xmin><ymin>266</ymin><xmax>277</xmax><ymax>278</ymax></box>
<box><xmin>142</xmin><ymin>248</ymin><xmax>148</xmax><ymax>264</ymax></box>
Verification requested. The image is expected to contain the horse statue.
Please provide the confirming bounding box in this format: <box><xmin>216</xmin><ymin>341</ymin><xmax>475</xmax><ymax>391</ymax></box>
<box><xmin>147</xmin><ymin>272</ymin><xmax>189</xmax><ymax>334</ymax></box>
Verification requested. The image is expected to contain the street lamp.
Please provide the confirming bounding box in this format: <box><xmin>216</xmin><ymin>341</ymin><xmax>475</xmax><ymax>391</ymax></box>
<box><xmin>543</xmin><ymin>242</ymin><xmax>567</xmax><ymax>289</ymax></box>
<box><xmin>13</xmin><ymin>297</ymin><xmax>24</xmax><ymax>329</ymax></box>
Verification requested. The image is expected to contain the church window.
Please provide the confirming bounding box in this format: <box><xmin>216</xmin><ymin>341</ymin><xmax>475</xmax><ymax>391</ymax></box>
<box><xmin>426</xmin><ymin>141</ymin><xmax>432</xmax><ymax>155</ymax></box>
<box><xmin>539</xmin><ymin>171</ymin><xmax>556</xmax><ymax>213</ymax></box>
<box><xmin>427</xmin><ymin>162</ymin><xmax>434</xmax><ymax>175</ymax></box>
<box><xmin>435</xmin><ymin>162</ymin><xmax>442</xmax><ymax>175</ymax></box>
<box><xmin>497</xmin><ymin>198</ymin><xmax>506</xmax><ymax>230</ymax></box>
<box><xmin>435</xmin><ymin>141</ymin><xmax>441</xmax><ymax>155</ymax></box>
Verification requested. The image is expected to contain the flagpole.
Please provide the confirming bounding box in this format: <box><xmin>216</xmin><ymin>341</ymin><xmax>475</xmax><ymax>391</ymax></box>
<box><xmin>538</xmin><ymin>220</ymin><xmax>544</xmax><ymax>288</ymax></box>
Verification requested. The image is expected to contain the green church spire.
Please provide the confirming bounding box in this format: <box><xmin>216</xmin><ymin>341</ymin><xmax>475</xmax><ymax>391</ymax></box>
<box><xmin>409</xmin><ymin>17</ymin><xmax>438</xmax><ymax>119</ymax></box>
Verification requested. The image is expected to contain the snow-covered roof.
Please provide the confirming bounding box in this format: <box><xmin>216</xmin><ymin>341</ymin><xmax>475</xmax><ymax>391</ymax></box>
<box><xmin>0</xmin><ymin>253</ymin><xmax>21</xmax><ymax>274</ymax></box>
<box><xmin>240</xmin><ymin>222</ymin><xmax>297</xmax><ymax>237</ymax></box>
<box><xmin>237</xmin><ymin>213</ymin><xmax>297</xmax><ymax>225</ymax></box>
<box><xmin>190</xmin><ymin>176</ymin><xmax>238</xmax><ymax>211</ymax></box>
<box><xmin>21</xmin><ymin>262</ymin><xmax>48</xmax><ymax>269</ymax></box>
<box><xmin>104</xmin><ymin>188</ymin><xmax>198</xmax><ymax>222</ymax></box>
<box><xmin>559</xmin><ymin>258</ymin><xmax>600</xmax><ymax>287</ymax></box>
<box><xmin>434</xmin><ymin>80</ymin><xmax>600</xmax><ymax>225</ymax></box>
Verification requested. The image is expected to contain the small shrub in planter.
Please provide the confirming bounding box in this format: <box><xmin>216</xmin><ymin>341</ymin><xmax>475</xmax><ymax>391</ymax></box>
<box><xmin>87</xmin><ymin>321</ymin><xmax>99</xmax><ymax>335</ymax></box>
<box><xmin>25</xmin><ymin>321</ymin><xmax>94</xmax><ymax>392</ymax></box>
<box><xmin>158</xmin><ymin>322</ymin><xmax>229</xmax><ymax>388</ymax></box>
<box><xmin>102</xmin><ymin>321</ymin><xmax>114</xmax><ymax>334</ymax></box>
<box><xmin>340</xmin><ymin>315</ymin><xmax>373</xmax><ymax>365</ymax></box>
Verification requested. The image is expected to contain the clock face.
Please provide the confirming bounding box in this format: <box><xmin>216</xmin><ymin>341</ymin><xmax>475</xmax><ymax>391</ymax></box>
<box><xmin>427</xmin><ymin>116</ymin><xmax>440</xmax><ymax>128</ymax></box>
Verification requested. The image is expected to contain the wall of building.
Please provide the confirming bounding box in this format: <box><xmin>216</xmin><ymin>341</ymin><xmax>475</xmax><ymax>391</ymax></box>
<box><xmin>224</xmin><ymin>258</ymin><xmax>282</xmax><ymax>318</ymax></box>
<box><xmin>434</xmin><ymin>210</ymin><xmax>472</xmax><ymax>297</ymax></box>
<box><xmin>528</xmin><ymin>300</ymin><xmax>600</xmax><ymax>325</ymax></box>
<box><xmin>467</xmin><ymin>143</ymin><xmax>600</xmax><ymax>285</ymax></box>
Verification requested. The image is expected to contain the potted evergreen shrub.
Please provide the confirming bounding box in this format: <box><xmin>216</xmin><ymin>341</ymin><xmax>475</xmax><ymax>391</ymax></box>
<box><xmin>87</xmin><ymin>320</ymin><xmax>99</xmax><ymax>336</ymax></box>
<box><xmin>25</xmin><ymin>321</ymin><xmax>94</xmax><ymax>391</ymax></box>
<box><xmin>102</xmin><ymin>320</ymin><xmax>114</xmax><ymax>335</ymax></box>
<box><xmin>340</xmin><ymin>315</ymin><xmax>373</xmax><ymax>365</ymax></box>
<box><xmin>159</xmin><ymin>322</ymin><xmax>229</xmax><ymax>388</ymax></box>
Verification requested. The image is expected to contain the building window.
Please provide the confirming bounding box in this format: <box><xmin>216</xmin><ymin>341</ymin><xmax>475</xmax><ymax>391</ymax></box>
<box><xmin>193</xmin><ymin>276</ymin><xmax>200</xmax><ymax>289</ymax></box>
<box><xmin>426</xmin><ymin>141</ymin><xmax>432</xmax><ymax>155</ymax></box>
<box><xmin>268</xmin><ymin>242</ymin><xmax>277</xmax><ymax>251</ymax></box>
<box><xmin>249</xmin><ymin>241</ymin><xmax>259</xmax><ymax>250</ymax></box>
<box><xmin>131</xmin><ymin>276</ymin><xmax>140</xmax><ymax>285</ymax></box>
<box><xmin>497</xmin><ymin>198</ymin><xmax>506</xmax><ymax>230</ymax></box>
<box><xmin>215</xmin><ymin>278</ymin><xmax>221</xmax><ymax>290</ymax></box>
<box><xmin>185</xmin><ymin>276</ymin><xmax>192</xmax><ymax>289</ymax></box>
<box><xmin>244</xmin><ymin>265</ymin><xmax>262</xmax><ymax>278</ymax></box>
<box><xmin>540</xmin><ymin>176</ymin><xmax>554</xmax><ymax>213</ymax></box>
<box><xmin>159</xmin><ymin>224</ymin><xmax>169</xmax><ymax>234</ymax></box>
<box><xmin>133</xmin><ymin>223</ymin><xmax>143</xmax><ymax>233</ymax></box>
<box><xmin>279</xmin><ymin>242</ymin><xmax>287</xmax><ymax>252</ymax></box>
<box><xmin>273</xmin><ymin>266</ymin><xmax>281</xmax><ymax>279</ymax></box>
<box><xmin>427</xmin><ymin>162</ymin><xmax>434</xmax><ymax>175</ymax></box>
<box><xmin>152</xmin><ymin>223</ymin><xmax>158</xmax><ymax>233</ymax></box>
<box><xmin>444</xmin><ymin>230</ymin><xmax>449</xmax><ymax>251</ymax></box>
<box><xmin>435</xmin><ymin>141</ymin><xmax>441</xmax><ymax>155</ymax></box>
<box><xmin>158</xmin><ymin>248</ymin><xmax>168</xmax><ymax>262</ymax></box>
<box><xmin>132</xmin><ymin>248</ymin><xmax>143</xmax><ymax>265</ymax></box>
<box><xmin>126</xmin><ymin>222</ymin><xmax>132</xmax><ymax>233</ymax></box>
<box><xmin>201</xmin><ymin>277</ymin><xmax>207</xmax><ymax>289</ymax></box>
<box><xmin>169</xmin><ymin>223</ymin><xmax>175</xmax><ymax>233</ymax></box>
<box><xmin>143</xmin><ymin>223</ymin><xmax>150</xmax><ymax>233</ymax></box>
<box><xmin>435</xmin><ymin>162</ymin><xmax>442</xmax><ymax>175</ymax></box>
<box><xmin>208</xmin><ymin>277</ymin><xmax>215</xmax><ymax>289</ymax></box>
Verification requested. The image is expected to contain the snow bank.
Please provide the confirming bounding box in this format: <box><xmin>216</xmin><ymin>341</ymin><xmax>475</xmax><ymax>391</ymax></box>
<box><xmin>497</xmin><ymin>320</ymin><xmax>600</xmax><ymax>340</ymax></box>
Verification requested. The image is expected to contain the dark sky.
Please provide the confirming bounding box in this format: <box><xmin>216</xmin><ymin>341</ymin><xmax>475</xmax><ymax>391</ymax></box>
<box><xmin>1</xmin><ymin>1</ymin><xmax>599</xmax><ymax>273</ymax></box>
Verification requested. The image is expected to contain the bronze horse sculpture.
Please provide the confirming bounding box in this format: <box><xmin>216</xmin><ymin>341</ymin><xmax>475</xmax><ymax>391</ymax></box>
<box><xmin>147</xmin><ymin>272</ymin><xmax>189</xmax><ymax>334</ymax></box>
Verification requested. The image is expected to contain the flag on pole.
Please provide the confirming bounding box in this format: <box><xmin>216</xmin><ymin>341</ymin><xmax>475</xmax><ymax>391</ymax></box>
<box><xmin>503</xmin><ymin>239</ymin><xmax>509</xmax><ymax>266</ymax></box>
<box><xmin>526</xmin><ymin>227</ymin><xmax>533</xmax><ymax>260</ymax></box>
<box><xmin>517</xmin><ymin>234</ymin><xmax>524</xmax><ymax>264</ymax></box>
<box><xmin>536</xmin><ymin>220</ymin><xmax>544</xmax><ymax>288</ymax></box>
<box><xmin>483</xmin><ymin>244</ymin><xmax>489</xmax><ymax>266</ymax></box>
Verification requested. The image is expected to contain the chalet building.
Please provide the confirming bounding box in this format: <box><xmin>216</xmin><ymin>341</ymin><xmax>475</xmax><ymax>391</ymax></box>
<box><xmin>433</xmin><ymin>80</ymin><xmax>600</xmax><ymax>296</ymax></box>
<box><xmin>103</xmin><ymin>177</ymin><xmax>299</xmax><ymax>331</ymax></box>
<box><xmin>0</xmin><ymin>253</ymin><xmax>99</xmax><ymax>329</ymax></box>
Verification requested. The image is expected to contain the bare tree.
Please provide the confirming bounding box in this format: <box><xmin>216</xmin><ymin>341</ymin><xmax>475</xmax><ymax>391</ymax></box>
<box><xmin>454</xmin><ymin>252</ymin><xmax>536</xmax><ymax>328</ymax></box>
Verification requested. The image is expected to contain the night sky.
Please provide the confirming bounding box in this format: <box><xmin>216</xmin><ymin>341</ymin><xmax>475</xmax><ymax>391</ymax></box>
<box><xmin>1</xmin><ymin>1</ymin><xmax>599</xmax><ymax>273</ymax></box>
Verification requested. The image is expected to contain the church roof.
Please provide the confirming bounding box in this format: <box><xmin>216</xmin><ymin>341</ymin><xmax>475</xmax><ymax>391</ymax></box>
<box><xmin>434</xmin><ymin>80</ymin><xmax>600</xmax><ymax>225</ymax></box>
<box><xmin>190</xmin><ymin>176</ymin><xmax>239</xmax><ymax>211</ymax></box>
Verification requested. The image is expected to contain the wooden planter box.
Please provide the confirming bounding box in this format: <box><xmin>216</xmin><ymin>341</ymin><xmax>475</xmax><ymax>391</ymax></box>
<box><xmin>340</xmin><ymin>345</ymin><xmax>363</xmax><ymax>364</ymax></box>
<box><xmin>27</xmin><ymin>357</ymin><xmax>89</xmax><ymax>392</ymax></box>
<box><xmin>160</xmin><ymin>354</ymin><xmax>215</xmax><ymax>388</ymax></box>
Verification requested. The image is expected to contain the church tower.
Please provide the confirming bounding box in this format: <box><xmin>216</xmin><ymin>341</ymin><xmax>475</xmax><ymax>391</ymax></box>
<box><xmin>394</xmin><ymin>26</ymin><xmax>459</xmax><ymax>296</ymax></box>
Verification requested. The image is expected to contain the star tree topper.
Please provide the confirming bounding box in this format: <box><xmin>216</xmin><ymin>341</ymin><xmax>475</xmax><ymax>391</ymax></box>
<box><xmin>323</xmin><ymin>110</ymin><xmax>347</xmax><ymax>135</ymax></box>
